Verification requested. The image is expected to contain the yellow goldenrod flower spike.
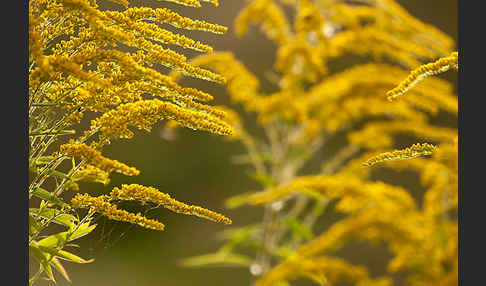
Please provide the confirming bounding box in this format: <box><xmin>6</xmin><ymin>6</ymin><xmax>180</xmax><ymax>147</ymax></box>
<box><xmin>58</xmin><ymin>0</ymin><xmax>225</xmax><ymax>84</ymax></box>
<box><xmin>72</xmin><ymin>165</ymin><xmax>111</xmax><ymax>185</ymax></box>
<box><xmin>60</xmin><ymin>142</ymin><xmax>140</xmax><ymax>176</ymax></box>
<box><xmin>71</xmin><ymin>193</ymin><xmax>166</xmax><ymax>231</ymax></box>
<box><xmin>123</xmin><ymin>7</ymin><xmax>227</xmax><ymax>34</ymax></box>
<box><xmin>90</xmin><ymin>99</ymin><xmax>233</xmax><ymax>139</ymax></box>
<box><xmin>300</xmin><ymin>63</ymin><xmax>456</xmax><ymax>120</ymax></box>
<box><xmin>235</xmin><ymin>0</ymin><xmax>292</xmax><ymax>46</ymax></box>
<box><xmin>104</xmin><ymin>11</ymin><xmax>215</xmax><ymax>53</ymax></box>
<box><xmin>250</xmin><ymin>174</ymin><xmax>416</xmax><ymax>209</ymax></box>
<box><xmin>158</xmin><ymin>0</ymin><xmax>201</xmax><ymax>8</ymax></box>
<box><xmin>362</xmin><ymin>143</ymin><xmax>437</xmax><ymax>167</ymax></box>
<box><xmin>387</xmin><ymin>52</ymin><xmax>458</xmax><ymax>101</ymax></box>
<box><xmin>347</xmin><ymin>121</ymin><xmax>456</xmax><ymax>150</ymax></box>
<box><xmin>110</xmin><ymin>184</ymin><xmax>232</xmax><ymax>225</ymax></box>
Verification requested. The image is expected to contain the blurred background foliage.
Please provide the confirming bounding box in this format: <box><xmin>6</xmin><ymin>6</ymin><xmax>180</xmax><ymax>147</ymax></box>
<box><xmin>31</xmin><ymin>0</ymin><xmax>457</xmax><ymax>285</ymax></box>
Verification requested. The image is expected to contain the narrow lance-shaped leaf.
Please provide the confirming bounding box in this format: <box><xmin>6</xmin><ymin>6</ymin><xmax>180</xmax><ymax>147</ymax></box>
<box><xmin>37</xmin><ymin>223</ymin><xmax>97</xmax><ymax>248</ymax></box>
<box><xmin>30</xmin><ymin>208</ymin><xmax>78</xmax><ymax>228</ymax></box>
<box><xmin>30</xmin><ymin>187</ymin><xmax>69</xmax><ymax>208</ymax></box>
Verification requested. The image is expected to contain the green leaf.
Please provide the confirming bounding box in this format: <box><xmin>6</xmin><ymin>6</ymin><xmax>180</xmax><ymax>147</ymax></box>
<box><xmin>30</xmin><ymin>208</ymin><xmax>78</xmax><ymax>228</ymax></box>
<box><xmin>302</xmin><ymin>270</ymin><xmax>329</xmax><ymax>286</ymax></box>
<box><xmin>251</xmin><ymin>172</ymin><xmax>278</xmax><ymax>188</ymax></box>
<box><xmin>37</xmin><ymin>223</ymin><xmax>96</xmax><ymax>248</ymax></box>
<box><xmin>29</xmin><ymin>213</ymin><xmax>42</xmax><ymax>234</ymax></box>
<box><xmin>38</xmin><ymin>246</ymin><xmax>94</xmax><ymax>264</ymax></box>
<box><xmin>30</xmin><ymin>243</ymin><xmax>55</xmax><ymax>282</ymax></box>
<box><xmin>50</xmin><ymin>257</ymin><xmax>71</xmax><ymax>282</ymax></box>
<box><xmin>35</xmin><ymin>156</ymin><xmax>57</xmax><ymax>165</ymax></box>
<box><xmin>55</xmin><ymin>249</ymin><xmax>94</xmax><ymax>263</ymax></box>
<box><xmin>225</xmin><ymin>191</ymin><xmax>259</xmax><ymax>209</ymax></box>
<box><xmin>69</xmin><ymin>222</ymin><xmax>97</xmax><ymax>241</ymax></box>
<box><xmin>219</xmin><ymin>224</ymin><xmax>264</xmax><ymax>252</ymax></box>
<box><xmin>29</xmin><ymin>129</ymin><xmax>75</xmax><ymax>137</ymax></box>
<box><xmin>284</xmin><ymin>217</ymin><xmax>313</xmax><ymax>240</ymax></box>
<box><xmin>300</xmin><ymin>187</ymin><xmax>325</xmax><ymax>201</ymax></box>
<box><xmin>41</xmin><ymin>262</ymin><xmax>55</xmax><ymax>282</ymax></box>
<box><xmin>180</xmin><ymin>251</ymin><xmax>252</xmax><ymax>268</ymax></box>
<box><xmin>46</xmin><ymin>169</ymin><xmax>72</xmax><ymax>180</ymax></box>
<box><xmin>220</xmin><ymin>224</ymin><xmax>259</xmax><ymax>241</ymax></box>
<box><xmin>30</xmin><ymin>187</ymin><xmax>69</xmax><ymax>208</ymax></box>
<box><xmin>274</xmin><ymin>245</ymin><xmax>299</xmax><ymax>259</ymax></box>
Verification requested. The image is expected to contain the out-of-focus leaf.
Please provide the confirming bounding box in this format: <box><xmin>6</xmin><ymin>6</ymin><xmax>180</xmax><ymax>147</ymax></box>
<box><xmin>225</xmin><ymin>191</ymin><xmax>259</xmax><ymax>209</ymax></box>
<box><xmin>30</xmin><ymin>208</ymin><xmax>78</xmax><ymax>228</ymax></box>
<box><xmin>180</xmin><ymin>251</ymin><xmax>252</xmax><ymax>268</ymax></box>
<box><xmin>30</xmin><ymin>187</ymin><xmax>69</xmax><ymax>208</ymax></box>
<box><xmin>274</xmin><ymin>245</ymin><xmax>294</xmax><ymax>259</ymax></box>
<box><xmin>302</xmin><ymin>270</ymin><xmax>329</xmax><ymax>286</ymax></box>
<box><xmin>220</xmin><ymin>224</ymin><xmax>260</xmax><ymax>239</ymax></box>
<box><xmin>284</xmin><ymin>217</ymin><xmax>313</xmax><ymax>240</ymax></box>
<box><xmin>216</xmin><ymin>224</ymin><xmax>264</xmax><ymax>254</ymax></box>
<box><xmin>251</xmin><ymin>172</ymin><xmax>278</xmax><ymax>188</ymax></box>
<box><xmin>300</xmin><ymin>187</ymin><xmax>326</xmax><ymax>201</ymax></box>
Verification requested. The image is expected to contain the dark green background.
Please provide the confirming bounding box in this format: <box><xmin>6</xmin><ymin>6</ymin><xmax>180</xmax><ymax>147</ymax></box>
<box><xmin>32</xmin><ymin>0</ymin><xmax>458</xmax><ymax>285</ymax></box>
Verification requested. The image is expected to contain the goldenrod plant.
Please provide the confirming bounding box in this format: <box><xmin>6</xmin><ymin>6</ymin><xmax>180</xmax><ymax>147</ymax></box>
<box><xmin>28</xmin><ymin>0</ymin><xmax>233</xmax><ymax>284</ymax></box>
<box><xmin>176</xmin><ymin>1</ymin><xmax>458</xmax><ymax>285</ymax></box>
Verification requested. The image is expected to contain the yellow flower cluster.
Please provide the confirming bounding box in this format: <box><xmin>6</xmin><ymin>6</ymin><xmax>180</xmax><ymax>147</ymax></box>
<box><xmin>347</xmin><ymin>121</ymin><xmax>456</xmax><ymax>150</ymax></box>
<box><xmin>90</xmin><ymin>99</ymin><xmax>233</xmax><ymax>140</ymax></box>
<box><xmin>250</xmin><ymin>174</ymin><xmax>416</xmax><ymax>211</ymax></box>
<box><xmin>180</xmin><ymin>54</ymin><xmax>456</xmax><ymax>144</ymax></box>
<box><xmin>110</xmin><ymin>184</ymin><xmax>232</xmax><ymax>225</ymax></box>
<box><xmin>104</xmin><ymin>11</ymin><xmax>214</xmax><ymax>53</ymax></box>
<box><xmin>71</xmin><ymin>193</ymin><xmax>166</xmax><ymax>231</ymax></box>
<box><xmin>233</xmin><ymin>0</ymin><xmax>453</xmax><ymax>70</ymax></box>
<box><xmin>29</xmin><ymin>0</ymin><xmax>234</xmax><ymax>283</ymax></box>
<box><xmin>159</xmin><ymin>0</ymin><xmax>218</xmax><ymax>8</ymax></box>
<box><xmin>60</xmin><ymin>142</ymin><xmax>140</xmax><ymax>176</ymax></box>
<box><xmin>387</xmin><ymin>52</ymin><xmax>459</xmax><ymax>101</ymax></box>
<box><xmin>29</xmin><ymin>0</ymin><xmax>230</xmax><ymax>137</ymax></box>
<box><xmin>70</xmin><ymin>182</ymin><xmax>233</xmax><ymax>232</ymax></box>
<box><xmin>72</xmin><ymin>164</ymin><xmax>110</xmax><ymax>185</ymax></box>
<box><xmin>255</xmin><ymin>255</ymin><xmax>392</xmax><ymax>286</ymax></box>
<box><xmin>177</xmin><ymin>1</ymin><xmax>457</xmax><ymax>285</ymax></box>
<box><xmin>123</xmin><ymin>7</ymin><xmax>227</xmax><ymax>34</ymax></box>
<box><xmin>362</xmin><ymin>143</ymin><xmax>437</xmax><ymax>166</ymax></box>
<box><xmin>247</xmin><ymin>167</ymin><xmax>455</xmax><ymax>286</ymax></box>
<box><xmin>171</xmin><ymin>53</ymin><xmax>263</xmax><ymax>113</ymax></box>
<box><xmin>235</xmin><ymin>0</ymin><xmax>291</xmax><ymax>46</ymax></box>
